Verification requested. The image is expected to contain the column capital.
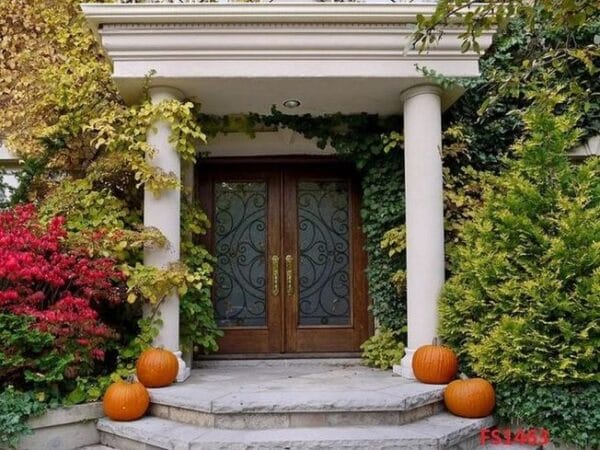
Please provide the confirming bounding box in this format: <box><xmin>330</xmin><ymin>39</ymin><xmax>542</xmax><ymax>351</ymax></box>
<box><xmin>148</xmin><ymin>85</ymin><xmax>185</xmax><ymax>104</ymax></box>
<box><xmin>400</xmin><ymin>84</ymin><xmax>442</xmax><ymax>103</ymax></box>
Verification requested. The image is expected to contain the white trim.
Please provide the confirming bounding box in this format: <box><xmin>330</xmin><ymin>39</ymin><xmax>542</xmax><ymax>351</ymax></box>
<box><xmin>81</xmin><ymin>3</ymin><xmax>476</xmax><ymax>26</ymax></box>
<box><xmin>400</xmin><ymin>84</ymin><xmax>443</xmax><ymax>102</ymax></box>
<box><xmin>205</xmin><ymin>128</ymin><xmax>335</xmax><ymax>157</ymax></box>
<box><xmin>81</xmin><ymin>3</ymin><xmax>493</xmax><ymax>113</ymax></box>
<box><xmin>569</xmin><ymin>135</ymin><xmax>600</xmax><ymax>159</ymax></box>
<box><xmin>0</xmin><ymin>141</ymin><xmax>18</xmax><ymax>162</ymax></box>
<box><xmin>148</xmin><ymin>85</ymin><xmax>185</xmax><ymax>102</ymax></box>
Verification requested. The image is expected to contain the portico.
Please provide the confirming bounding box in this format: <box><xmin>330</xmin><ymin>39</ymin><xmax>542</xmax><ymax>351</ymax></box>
<box><xmin>82</xmin><ymin>2</ymin><xmax>493</xmax><ymax>380</ymax></box>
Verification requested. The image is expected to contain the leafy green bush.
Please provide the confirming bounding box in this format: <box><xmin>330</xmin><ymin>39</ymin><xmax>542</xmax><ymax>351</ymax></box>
<box><xmin>39</xmin><ymin>179</ymin><xmax>221</xmax><ymax>355</ymax></box>
<box><xmin>0</xmin><ymin>386</ymin><xmax>48</xmax><ymax>449</ymax></box>
<box><xmin>440</xmin><ymin>100</ymin><xmax>600</xmax><ymax>447</ymax></box>
<box><xmin>440</xmin><ymin>102</ymin><xmax>600</xmax><ymax>385</ymax></box>
<box><xmin>360</xmin><ymin>329</ymin><xmax>405</xmax><ymax>370</ymax></box>
<box><xmin>181</xmin><ymin>201</ymin><xmax>222</xmax><ymax>354</ymax></box>
<box><xmin>0</xmin><ymin>314</ymin><xmax>72</xmax><ymax>397</ymax></box>
<box><xmin>496</xmin><ymin>382</ymin><xmax>600</xmax><ymax>447</ymax></box>
<box><xmin>39</xmin><ymin>179</ymin><xmax>134</xmax><ymax>233</ymax></box>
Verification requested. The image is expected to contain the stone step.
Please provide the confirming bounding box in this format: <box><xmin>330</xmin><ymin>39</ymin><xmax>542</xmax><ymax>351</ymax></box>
<box><xmin>149</xmin><ymin>399</ymin><xmax>444</xmax><ymax>430</ymax></box>
<box><xmin>98</xmin><ymin>413</ymin><xmax>496</xmax><ymax>450</ymax></box>
<box><xmin>78</xmin><ymin>446</ymin><xmax>115</xmax><ymax>450</ymax></box>
<box><xmin>146</xmin><ymin>363</ymin><xmax>447</xmax><ymax>429</ymax></box>
<box><xmin>194</xmin><ymin>358</ymin><xmax>363</xmax><ymax>369</ymax></box>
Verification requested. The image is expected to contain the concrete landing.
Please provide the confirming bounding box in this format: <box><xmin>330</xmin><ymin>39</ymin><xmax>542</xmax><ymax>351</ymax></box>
<box><xmin>149</xmin><ymin>359</ymin><xmax>446</xmax><ymax>414</ymax></box>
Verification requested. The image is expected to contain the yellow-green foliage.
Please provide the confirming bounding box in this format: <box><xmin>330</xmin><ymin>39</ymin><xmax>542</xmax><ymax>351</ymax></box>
<box><xmin>0</xmin><ymin>1</ymin><xmax>216</xmax><ymax>354</ymax></box>
<box><xmin>0</xmin><ymin>1</ymin><xmax>118</xmax><ymax>165</ymax></box>
<box><xmin>440</xmin><ymin>97</ymin><xmax>600</xmax><ymax>385</ymax></box>
<box><xmin>89</xmin><ymin>98</ymin><xmax>206</xmax><ymax>193</ymax></box>
<box><xmin>39</xmin><ymin>179</ymin><xmax>133</xmax><ymax>232</ymax></box>
<box><xmin>0</xmin><ymin>1</ymin><xmax>205</xmax><ymax>195</ymax></box>
<box><xmin>414</xmin><ymin>0</ymin><xmax>598</xmax><ymax>53</ymax></box>
<box><xmin>360</xmin><ymin>328</ymin><xmax>405</xmax><ymax>370</ymax></box>
<box><xmin>380</xmin><ymin>226</ymin><xmax>406</xmax><ymax>296</ymax></box>
<box><xmin>416</xmin><ymin>2</ymin><xmax>599</xmax><ymax>250</ymax></box>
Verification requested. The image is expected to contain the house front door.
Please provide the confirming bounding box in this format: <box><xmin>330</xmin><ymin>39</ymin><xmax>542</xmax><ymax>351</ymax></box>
<box><xmin>197</xmin><ymin>160</ymin><xmax>370</xmax><ymax>355</ymax></box>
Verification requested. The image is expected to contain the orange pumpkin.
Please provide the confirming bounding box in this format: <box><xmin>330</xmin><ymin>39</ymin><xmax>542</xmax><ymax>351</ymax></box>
<box><xmin>103</xmin><ymin>380</ymin><xmax>149</xmax><ymax>421</ymax></box>
<box><xmin>444</xmin><ymin>377</ymin><xmax>496</xmax><ymax>418</ymax></box>
<box><xmin>412</xmin><ymin>339</ymin><xmax>458</xmax><ymax>384</ymax></box>
<box><xmin>136</xmin><ymin>348</ymin><xmax>179</xmax><ymax>388</ymax></box>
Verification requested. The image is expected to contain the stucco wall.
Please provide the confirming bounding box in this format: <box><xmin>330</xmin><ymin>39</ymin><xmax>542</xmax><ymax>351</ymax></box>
<box><xmin>17</xmin><ymin>403</ymin><xmax>103</xmax><ymax>450</ymax></box>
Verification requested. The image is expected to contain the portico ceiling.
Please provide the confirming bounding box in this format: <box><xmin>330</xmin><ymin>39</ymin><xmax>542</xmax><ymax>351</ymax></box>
<box><xmin>82</xmin><ymin>3</ymin><xmax>494</xmax><ymax>115</ymax></box>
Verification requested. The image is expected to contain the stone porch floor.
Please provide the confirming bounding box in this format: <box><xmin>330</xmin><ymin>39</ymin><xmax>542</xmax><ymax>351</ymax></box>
<box><xmin>149</xmin><ymin>358</ymin><xmax>446</xmax><ymax>414</ymax></box>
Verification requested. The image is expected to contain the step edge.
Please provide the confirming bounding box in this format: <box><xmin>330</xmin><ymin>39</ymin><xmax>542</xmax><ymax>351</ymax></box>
<box><xmin>148</xmin><ymin>390</ymin><xmax>445</xmax><ymax>414</ymax></box>
<box><xmin>149</xmin><ymin>398</ymin><xmax>445</xmax><ymax>413</ymax></box>
<box><xmin>98</xmin><ymin>417</ymin><xmax>208</xmax><ymax>449</ymax></box>
<box><xmin>97</xmin><ymin>413</ymin><xmax>495</xmax><ymax>448</ymax></box>
<box><xmin>149</xmin><ymin>400</ymin><xmax>445</xmax><ymax>430</ymax></box>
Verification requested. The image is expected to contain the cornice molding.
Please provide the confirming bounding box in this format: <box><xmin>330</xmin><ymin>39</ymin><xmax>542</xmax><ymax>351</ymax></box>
<box><xmin>80</xmin><ymin>2</ymin><xmax>495</xmax><ymax>113</ymax></box>
<box><xmin>102</xmin><ymin>21</ymin><xmax>417</xmax><ymax>29</ymax></box>
<box><xmin>97</xmin><ymin>24</ymin><xmax>492</xmax><ymax>62</ymax></box>
<box><xmin>81</xmin><ymin>3</ymin><xmax>472</xmax><ymax>26</ymax></box>
<box><xmin>82</xmin><ymin>2</ymin><xmax>494</xmax><ymax>65</ymax></box>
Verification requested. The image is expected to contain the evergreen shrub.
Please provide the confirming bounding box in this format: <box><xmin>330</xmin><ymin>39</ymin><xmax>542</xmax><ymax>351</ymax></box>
<box><xmin>440</xmin><ymin>100</ymin><xmax>600</xmax><ymax>446</ymax></box>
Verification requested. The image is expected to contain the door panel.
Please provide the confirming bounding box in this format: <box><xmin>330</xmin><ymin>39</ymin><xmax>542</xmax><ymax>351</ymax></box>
<box><xmin>283</xmin><ymin>168</ymin><xmax>369</xmax><ymax>353</ymax></box>
<box><xmin>296</xmin><ymin>180</ymin><xmax>351</xmax><ymax>327</ymax></box>
<box><xmin>197</xmin><ymin>167</ymin><xmax>283</xmax><ymax>354</ymax></box>
<box><xmin>213</xmin><ymin>181</ymin><xmax>268</xmax><ymax>327</ymax></box>
<box><xmin>197</xmin><ymin>161</ymin><xmax>369</xmax><ymax>355</ymax></box>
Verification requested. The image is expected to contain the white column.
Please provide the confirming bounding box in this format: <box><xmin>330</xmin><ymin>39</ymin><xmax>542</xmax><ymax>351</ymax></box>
<box><xmin>396</xmin><ymin>85</ymin><xmax>444</xmax><ymax>379</ymax></box>
<box><xmin>144</xmin><ymin>86</ymin><xmax>190</xmax><ymax>382</ymax></box>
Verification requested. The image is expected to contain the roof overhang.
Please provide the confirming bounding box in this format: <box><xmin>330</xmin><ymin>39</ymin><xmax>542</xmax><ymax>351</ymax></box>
<box><xmin>81</xmin><ymin>3</ymin><xmax>494</xmax><ymax>115</ymax></box>
<box><xmin>0</xmin><ymin>141</ymin><xmax>19</xmax><ymax>165</ymax></box>
<box><xmin>569</xmin><ymin>135</ymin><xmax>600</xmax><ymax>160</ymax></box>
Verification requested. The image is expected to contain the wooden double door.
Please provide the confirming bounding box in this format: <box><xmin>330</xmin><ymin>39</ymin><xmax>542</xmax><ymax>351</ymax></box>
<box><xmin>197</xmin><ymin>160</ymin><xmax>370</xmax><ymax>355</ymax></box>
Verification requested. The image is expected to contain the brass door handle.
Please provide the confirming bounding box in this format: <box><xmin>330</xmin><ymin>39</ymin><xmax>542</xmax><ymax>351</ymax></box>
<box><xmin>285</xmin><ymin>255</ymin><xmax>294</xmax><ymax>296</ymax></box>
<box><xmin>271</xmin><ymin>255</ymin><xmax>280</xmax><ymax>296</ymax></box>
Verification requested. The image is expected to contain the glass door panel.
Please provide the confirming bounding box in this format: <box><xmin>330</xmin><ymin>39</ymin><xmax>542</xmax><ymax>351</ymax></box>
<box><xmin>284</xmin><ymin>167</ymin><xmax>369</xmax><ymax>354</ymax></box>
<box><xmin>214</xmin><ymin>181</ymin><xmax>268</xmax><ymax>327</ymax></box>
<box><xmin>297</xmin><ymin>181</ymin><xmax>351</xmax><ymax>326</ymax></box>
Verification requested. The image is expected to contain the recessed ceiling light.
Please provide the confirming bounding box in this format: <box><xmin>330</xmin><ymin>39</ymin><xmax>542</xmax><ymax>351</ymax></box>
<box><xmin>283</xmin><ymin>99</ymin><xmax>301</xmax><ymax>109</ymax></box>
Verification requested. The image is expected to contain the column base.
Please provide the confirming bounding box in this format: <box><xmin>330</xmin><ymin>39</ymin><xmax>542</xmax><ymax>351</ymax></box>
<box><xmin>397</xmin><ymin>348</ymin><xmax>416</xmax><ymax>379</ymax></box>
<box><xmin>173</xmin><ymin>350</ymin><xmax>191</xmax><ymax>383</ymax></box>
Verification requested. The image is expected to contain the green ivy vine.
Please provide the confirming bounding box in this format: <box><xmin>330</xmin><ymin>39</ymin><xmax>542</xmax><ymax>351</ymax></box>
<box><xmin>201</xmin><ymin>110</ymin><xmax>408</xmax><ymax>333</ymax></box>
<box><xmin>261</xmin><ymin>110</ymin><xmax>407</xmax><ymax>331</ymax></box>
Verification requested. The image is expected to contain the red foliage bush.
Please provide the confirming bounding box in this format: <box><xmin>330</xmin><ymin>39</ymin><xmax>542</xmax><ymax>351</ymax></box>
<box><xmin>0</xmin><ymin>204</ymin><xmax>125</xmax><ymax>373</ymax></box>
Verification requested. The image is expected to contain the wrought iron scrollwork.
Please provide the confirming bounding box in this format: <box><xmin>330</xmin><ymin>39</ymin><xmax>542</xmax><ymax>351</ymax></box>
<box><xmin>297</xmin><ymin>180</ymin><xmax>350</xmax><ymax>326</ymax></box>
<box><xmin>214</xmin><ymin>182</ymin><xmax>267</xmax><ymax>327</ymax></box>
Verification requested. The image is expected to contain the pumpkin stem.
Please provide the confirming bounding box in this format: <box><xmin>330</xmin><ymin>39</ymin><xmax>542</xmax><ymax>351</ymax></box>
<box><xmin>432</xmin><ymin>337</ymin><xmax>439</xmax><ymax>346</ymax></box>
<box><xmin>126</xmin><ymin>374</ymin><xmax>136</xmax><ymax>384</ymax></box>
<box><xmin>459</xmin><ymin>373</ymin><xmax>469</xmax><ymax>380</ymax></box>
